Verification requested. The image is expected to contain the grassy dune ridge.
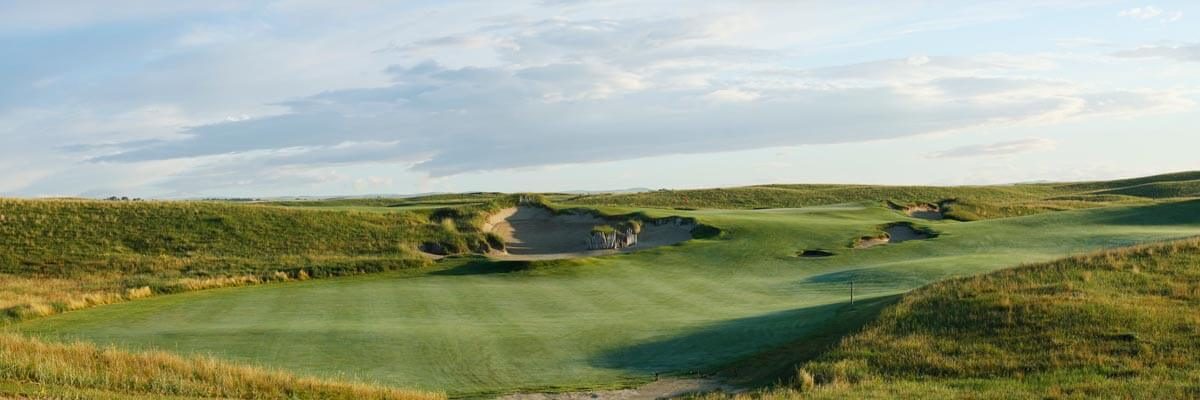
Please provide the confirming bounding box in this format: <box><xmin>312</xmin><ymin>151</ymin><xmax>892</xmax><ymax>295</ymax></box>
<box><xmin>719</xmin><ymin>237</ymin><xmax>1200</xmax><ymax>399</ymax></box>
<box><xmin>0</xmin><ymin>197</ymin><xmax>511</xmax><ymax>323</ymax></box>
<box><xmin>0</xmin><ymin>333</ymin><xmax>443</xmax><ymax>400</ymax></box>
<box><xmin>1054</xmin><ymin>171</ymin><xmax>1200</xmax><ymax>192</ymax></box>
<box><xmin>260</xmin><ymin>192</ymin><xmax>506</xmax><ymax>212</ymax></box>
<box><xmin>1093</xmin><ymin>180</ymin><xmax>1200</xmax><ymax>199</ymax></box>
<box><xmin>566</xmin><ymin>184</ymin><xmax>1058</xmax><ymax>212</ymax></box>
<box><xmin>563</xmin><ymin>172</ymin><xmax>1200</xmax><ymax>220</ymax></box>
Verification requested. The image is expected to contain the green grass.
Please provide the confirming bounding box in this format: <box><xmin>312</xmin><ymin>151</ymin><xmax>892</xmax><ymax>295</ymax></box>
<box><xmin>260</xmin><ymin>193</ymin><xmax>506</xmax><ymax>213</ymax></box>
<box><xmin>1092</xmin><ymin>180</ymin><xmax>1200</xmax><ymax>199</ymax></box>
<box><xmin>726</xmin><ymin>237</ymin><xmax>1200</xmax><ymax>399</ymax></box>
<box><xmin>564</xmin><ymin>184</ymin><xmax>1060</xmax><ymax>212</ymax></box>
<box><xmin>564</xmin><ymin>171</ymin><xmax>1200</xmax><ymax>220</ymax></box>
<box><xmin>1054</xmin><ymin>170</ymin><xmax>1200</xmax><ymax>192</ymax></box>
<box><xmin>0</xmin><ymin>198</ymin><xmax>506</xmax><ymax>323</ymax></box>
<box><xmin>11</xmin><ymin>199</ymin><xmax>1200</xmax><ymax>396</ymax></box>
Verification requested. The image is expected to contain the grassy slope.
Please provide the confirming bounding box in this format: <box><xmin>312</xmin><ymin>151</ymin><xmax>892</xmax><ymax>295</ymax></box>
<box><xmin>564</xmin><ymin>171</ymin><xmax>1200</xmax><ymax>220</ymax></box>
<box><xmin>1054</xmin><ymin>170</ymin><xmax>1200</xmax><ymax>192</ymax></box>
<box><xmin>0</xmin><ymin>198</ymin><xmax>503</xmax><ymax>323</ymax></box>
<box><xmin>12</xmin><ymin>199</ymin><xmax>1200</xmax><ymax>396</ymax></box>
<box><xmin>0</xmin><ymin>333</ymin><xmax>443</xmax><ymax>400</ymax></box>
<box><xmin>564</xmin><ymin>184</ymin><xmax>1061</xmax><ymax>211</ymax></box>
<box><xmin>259</xmin><ymin>193</ymin><xmax>506</xmax><ymax>213</ymax></box>
<box><xmin>729</xmin><ymin>238</ymin><xmax>1200</xmax><ymax>399</ymax></box>
<box><xmin>1093</xmin><ymin>180</ymin><xmax>1200</xmax><ymax>199</ymax></box>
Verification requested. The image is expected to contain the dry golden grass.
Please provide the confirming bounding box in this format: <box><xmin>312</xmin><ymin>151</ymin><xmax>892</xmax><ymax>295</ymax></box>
<box><xmin>0</xmin><ymin>271</ymin><xmax>307</xmax><ymax>324</ymax></box>
<box><xmin>0</xmin><ymin>333</ymin><xmax>444</xmax><ymax>400</ymax></box>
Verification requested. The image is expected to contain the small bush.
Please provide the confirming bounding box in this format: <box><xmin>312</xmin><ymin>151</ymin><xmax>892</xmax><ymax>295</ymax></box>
<box><xmin>795</xmin><ymin>368</ymin><xmax>816</xmax><ymax>392</ymax></box>
<box><xmin>125</xmin><ymin>286</ymin><xmax>153</xmax><ymax>299</ymax></box>
<box><xmin>439</xmin><ymin>218</ymin><xmax>458</xmax><ymax>233</ymax></box>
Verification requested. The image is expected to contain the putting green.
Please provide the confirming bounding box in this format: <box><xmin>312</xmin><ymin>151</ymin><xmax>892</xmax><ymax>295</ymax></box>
<box><xmin>13</xmin><ymin>200</ymin><xmax>1200</xmax><ymax>396</ymax></box>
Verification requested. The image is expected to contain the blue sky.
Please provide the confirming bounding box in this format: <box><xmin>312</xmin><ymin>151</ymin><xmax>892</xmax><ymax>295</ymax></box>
<box><xmin>1</xmin><ymin>1</ymin><xmax>1198</xmax><ymax>198</ymax></box>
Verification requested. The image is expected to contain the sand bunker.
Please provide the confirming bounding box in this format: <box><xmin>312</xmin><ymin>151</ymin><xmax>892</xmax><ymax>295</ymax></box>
<box><xmin>485</xmin><ymin>206</ymin><xmax>695</xmax><ymax>260</ymax></box>
<box><xmin>887</xmin><ymin>200</ymin><xmax>948</xmax><ymax>220</ymax></box>
<box><xmin>906</xmin><ymin>205</ymin><xmax>943</xmax><ymax>220</ymax></box>
<box><xmin>854</xmin><ymin>224</ymin><xmax>936</xmax><ymax>249</ymax></box>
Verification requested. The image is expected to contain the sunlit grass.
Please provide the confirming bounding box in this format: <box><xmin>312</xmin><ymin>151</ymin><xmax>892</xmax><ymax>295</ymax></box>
<box><xmin>0</xmin><ymin>333</ymin><xmax>443</xmax><ymax>400</ymax></box>
<box><xmin>719</xmin><ymin>238</ymin><xmax>1200</xmax><ymax>399</ymax></box>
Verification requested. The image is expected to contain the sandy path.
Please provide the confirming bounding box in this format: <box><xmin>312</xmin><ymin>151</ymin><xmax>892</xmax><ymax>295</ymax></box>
<box><xmin>498</xmin><ymin>379</ymin><xmax>733</xmax><ymax>400</ymax></box>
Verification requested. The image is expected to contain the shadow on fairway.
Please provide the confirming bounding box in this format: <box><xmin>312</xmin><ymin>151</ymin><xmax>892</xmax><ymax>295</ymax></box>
<box><xmin>590</xmin><ymin>295</ymin><xmax>900</xmax><ymax>382</ymax></box>
<box><xmin>428</xmin><ymin>259</ymin><xmax>535</xmax><ymax>275</ymax></box>
<box><xmin>428</xmin><ymin>258</ymin><xmax>588</xmax><ymax>276</ymax></box>
<box><xmin>799</xmin><ymin>267</ymin><xmax>930</xmax><ymax>287</ymax></box>
<box><xmin>1095</xmin><ymin>199</ymin><xmax>1200</xmax><ymax>226</ymax></box>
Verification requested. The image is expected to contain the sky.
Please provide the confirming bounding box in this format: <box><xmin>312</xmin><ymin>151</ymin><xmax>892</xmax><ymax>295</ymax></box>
<box><xmin>1</xmin><ymin>0</ymin><xmax>1198</xmax><ymax>198</ymax></box>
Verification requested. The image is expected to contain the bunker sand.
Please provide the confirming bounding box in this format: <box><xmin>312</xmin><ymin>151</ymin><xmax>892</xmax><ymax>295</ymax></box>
<box><xmin>855</xmin><ymin>224</ymin><xmax>935</xmax><ymax>249</ymax></box>
<box><xmin>485</xmin><ymin>206</ymin><xmax>693</xmax><ymax>260</ymax></box>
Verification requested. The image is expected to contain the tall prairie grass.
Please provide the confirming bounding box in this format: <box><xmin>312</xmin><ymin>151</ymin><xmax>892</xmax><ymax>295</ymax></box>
<box><xmin>565</xmin><ymin>174</ymin><xmax>1197</xmax><ymax>220</ymax></box>
<box><xmin>0</xmin><ymin>333</ymin><xmax>443</xmax><ymax>399</ymax></box>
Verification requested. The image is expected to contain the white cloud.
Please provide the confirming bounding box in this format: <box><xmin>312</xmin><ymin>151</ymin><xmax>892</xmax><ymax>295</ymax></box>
<box><xmin>1113</xmin><ymin>43</ymin><xmax>1200</xmax><ymax>62</ymax></box>
<box><xmin>2</xmin><ymin>1</ymin><xmax>1196</xmax><ymax>196</ymax></box>
<box><xmin>0</xmin><ymin>2</ymin><xmax>245</xmax><ymax>33</ymax></box>
<box><xmin>1118</xmin><ymin>6</ymin><xmax>1182</xmax><ymax>23</ymax></box>
<box><xmin>1119</xmin><ymin>6</ymin><xmax>1163</xmax><ymax>20</ymax></box>
<box><xmin>704</xmin><ymin>88</ymin><xmax>760</xmax><ymax>102</ymax></box>
<box><xmin>928</xmin><ymin>138</ymin><xmax>1056</xmax><ymax>159</ymax></box>
<box><xmin>354</xmin><ymin>176</ymin><xmax>395</xmax><ymax>191</ymax></box>
<box><xmin>96</xmin><ymin>55</ymin><xmax>1186</xmax><ymax>179</ymax></box>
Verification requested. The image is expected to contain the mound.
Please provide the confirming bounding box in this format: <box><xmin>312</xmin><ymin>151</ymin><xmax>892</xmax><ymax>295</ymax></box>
<box><xmin>771</xmin><ymin>238</ymin><xmax>1200</xmax><ymax>399</ymax></box>
<box><xmin>485</xmin><ymin>206</ymin><xmax>694</xmax><ymax>260</ymax></box>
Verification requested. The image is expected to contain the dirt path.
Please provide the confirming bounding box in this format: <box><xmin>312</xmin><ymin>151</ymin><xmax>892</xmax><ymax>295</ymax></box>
<box><xmin>498</xmin><ymin>379</ymin><xmax>734</xmax><ymax>400</ymax></box>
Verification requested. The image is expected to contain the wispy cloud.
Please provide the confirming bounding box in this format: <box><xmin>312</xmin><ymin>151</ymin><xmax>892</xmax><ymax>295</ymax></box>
<box><xmin>1118</xmin><ymin>6</ymin><xmax>1182</xmax><ymax>23</ymax></box>
<box><xmin>928</xmin><ymin>138</ymin><xmax>1056</xmax><ymax>159</ymax></box>
<box><xmin>99</xmin><ymin>51</ymin><xmax>1184</xmax><ymax>178</ymax></box>
<box><xmin>1113</xmin><ymin>43</ymin><xmax>1200</xmax><ymax>62</ymax></box>
<box><xmin>2</xmin><ymin>1</ymin><xmax>1197</xmax><ymax>196</ymax></box>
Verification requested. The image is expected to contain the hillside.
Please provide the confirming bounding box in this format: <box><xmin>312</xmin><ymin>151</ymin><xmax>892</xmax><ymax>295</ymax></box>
<box><xmin>564</xmin><ymin>184</ymin><xmax>1058</xmax><ymax>211</ymax></box>
<box><xmin>728</xmin><ymin>238</ymin><xmax>1200</xmax><ymax>399</ymax></box>
<box><xmin>1092</xmin><ymin>180</ymin><xmax>1200</xmax><ymax>199</ymax></box>
<box><xmin>1054</xmin><ymin>171</ymin><xmax>1200</xmax><ymax>192</ymax></box>
<box><xmin>13</xmin><ymin>197</ymin><xmax>1200</xmax><ymax>396</ymax></box>
<box><xmin>563</xmin><ymin>172</ymin><xmax>1200</xmax><ymax>220</ymax></box>
<box><xmin>0</xmin><ymin>198</ymin><xmax>506</xmax><ymax>323</ymax></box>
<box><xmin>259</xmin><ymin>192</ymin><xmax>506</xmax><ymax>212</ymax></box>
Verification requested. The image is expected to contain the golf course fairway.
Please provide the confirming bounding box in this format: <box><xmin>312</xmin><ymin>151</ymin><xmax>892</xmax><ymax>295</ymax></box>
<box><xmin>12</xmin><ymin>199</ymin><xmax>1200</xmax><ymax>396</ymax></box>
